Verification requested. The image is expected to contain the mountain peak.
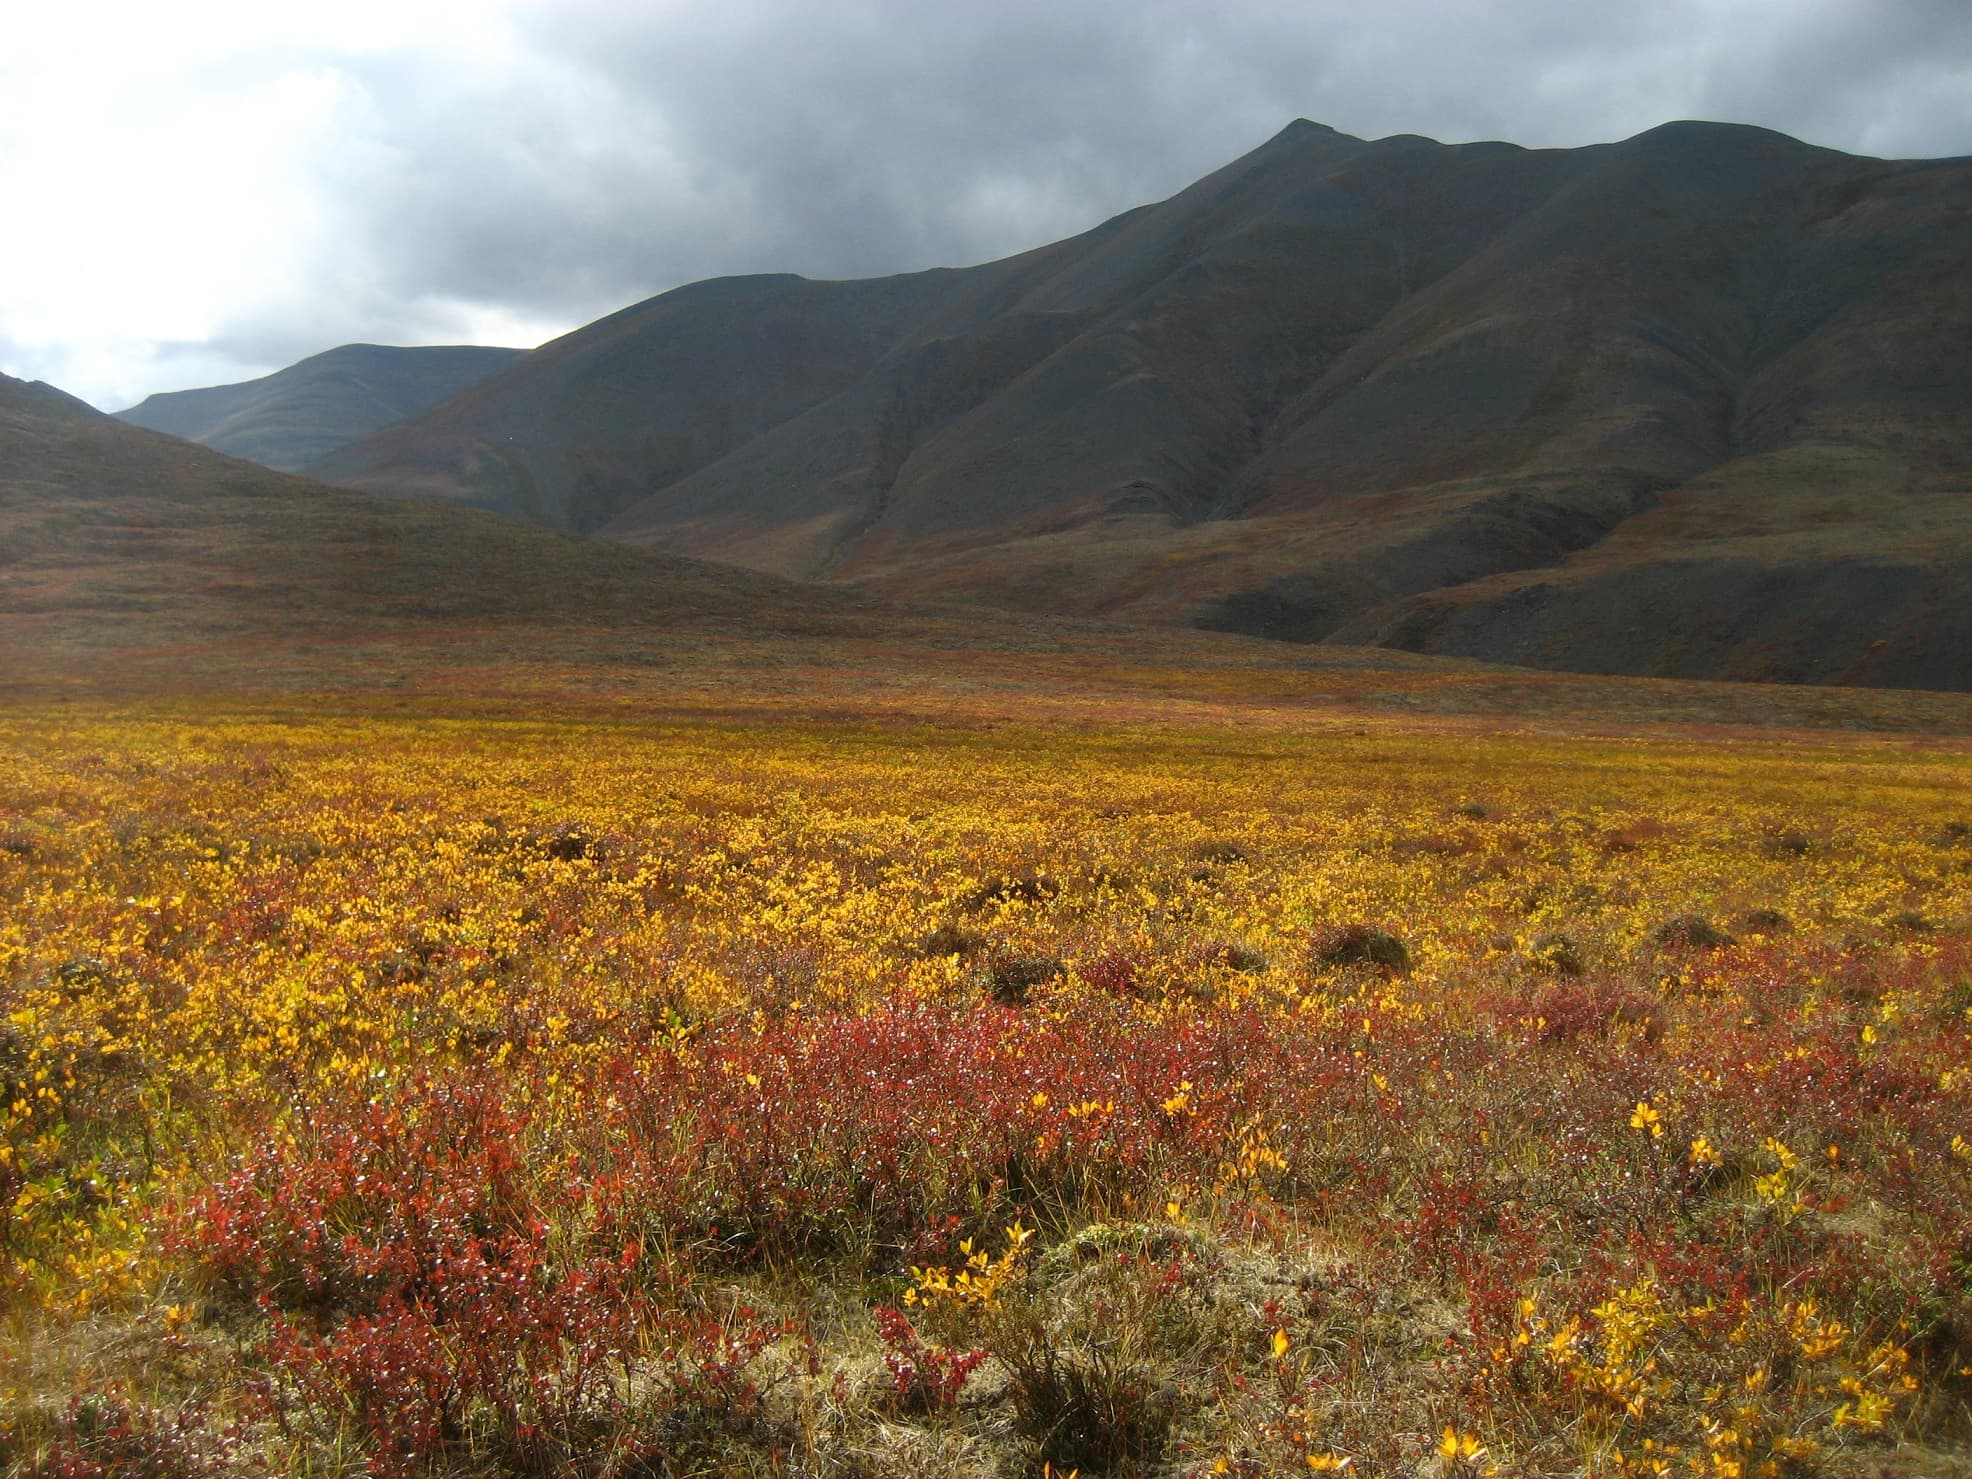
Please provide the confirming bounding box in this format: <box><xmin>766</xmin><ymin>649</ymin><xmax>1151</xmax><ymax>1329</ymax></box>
<box><xmin>1620</xmin><ymin>117</ymin><xmax>1824</xmax><ymax>155</ymax></box>
<box><xmin>1</xmin><ymin>372</ymin><xmax>104</xmax><ymax>423</ymax></box>
<box><xmin>1268</xmin><ymin>118</ymin><xmax>1354</xmax><ymax>145</ymax></box>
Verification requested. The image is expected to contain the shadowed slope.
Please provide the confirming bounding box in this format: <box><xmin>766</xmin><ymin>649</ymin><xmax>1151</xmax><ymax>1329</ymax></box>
<box><xmin>1</xmin><ymin>369</ymin><xmax>1470</xmax><ymax>706</ymax></box>
<box><xmin>315</xmin><ymin>274</ymin><xmax>971</xmax><ymax>531</ymax></box>
<box><xmin>0</xmin><ymin>372</ymin><xmax>842</xmax><ymax>679</ymax></box>
<box><xmin>19</xmin><ymin>371</ymin><xmax>1972</xmax><ymax>734</ymax></box>
<box><xmin>116</xmin><ymin>344</ymin><xmax>524</xmax><ymax>472</ymax></box>
<box><xmin>321</xmin><ymin>120</ymin><xmax>1972</xmax><ymax>690</ymax></box>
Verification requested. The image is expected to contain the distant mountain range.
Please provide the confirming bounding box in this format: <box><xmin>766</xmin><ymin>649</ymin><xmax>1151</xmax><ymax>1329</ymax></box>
<box><xmin>120</xmin><ymin>120</ymin><xmax>1972</xmax><ymax>689</ymax></box>
<box><xmin>115</xmin><ymin>343</ymin><xmax>523</xmax><ymax>472</ymax></box>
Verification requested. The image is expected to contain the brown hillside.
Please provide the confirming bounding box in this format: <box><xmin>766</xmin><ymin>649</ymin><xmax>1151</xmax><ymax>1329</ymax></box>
<box><xmin>0</xmin><ymin>372</ymin><xmax>831</xmax><ymax>667</ymax></box>
<box><xmin>20</xmin><ymin>369</ymin><xmax>1972</xmax><ymax>736</ymax></box>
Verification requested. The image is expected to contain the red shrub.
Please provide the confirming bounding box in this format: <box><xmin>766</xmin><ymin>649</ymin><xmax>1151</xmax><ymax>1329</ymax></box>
<box><xmin>873</xmin><ymin>1306</ymin><xmax>986</xmax><ymax>1413</ymax></box>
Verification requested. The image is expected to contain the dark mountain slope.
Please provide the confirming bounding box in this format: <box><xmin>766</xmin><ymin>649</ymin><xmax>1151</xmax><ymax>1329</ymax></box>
<box><xmin>314</xmin><ymin>273</ymin><xmax>973</xmax><ymax>531</ymax></box>
<box><xmin>0</xmin><ymin>372</ymin><xmax>838</xmax><ymax>671</ymax></box>
<box><xmin>0</xmin><ymin>369</ymin><xmax>1513</xmax><ymax>718</ymax></box>
<box><xmin>16</xmin><ymin>370</ymin><xmax>1972</xmax><ymax>735</ymax></box>
<box><xmin>320</xmin><ymin>120</ymin><xmax>1972</xmax><ymax>689</ymax></box>
<box><xmin>515</xmin><ymin>122</ymin><xmax>1576</xmax><ymax>581</ymax></box>
<box><xmin>115</xmin><ymin>343</ymin><xmax>523</xmax><ymax>472</ymax></box>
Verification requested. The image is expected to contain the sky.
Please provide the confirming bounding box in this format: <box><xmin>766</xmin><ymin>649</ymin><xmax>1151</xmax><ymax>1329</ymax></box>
<box><xmin>4</xmin><ymin>0</ymin><xmax>1970</xmax><ymax>412</ymax></box>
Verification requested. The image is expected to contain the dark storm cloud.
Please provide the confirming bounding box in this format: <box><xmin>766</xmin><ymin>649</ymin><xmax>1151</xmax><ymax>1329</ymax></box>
<box><xmin>307</xmin><ymin>0</ymin><xmax>1972</xmax><ymax>330</ymax></box>
<box><xmin>18</xmin><ymin>0</ymin><xmax>1972</xmax><ymax>407</ymax></box>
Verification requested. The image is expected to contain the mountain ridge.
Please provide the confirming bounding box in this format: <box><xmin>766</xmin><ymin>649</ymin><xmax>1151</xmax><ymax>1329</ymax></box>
<box><xmin>0</xmin><ymin>368</ymin><xmax>842</xmax><ymax>672</ymax></box>
<box><xmin>116</xmin><ymin>342</ymin><xmax>524</xmax><ymax>473</ymax></box>
<box><xmin>284</xmin><ymin>121</ymin><xmax>1972</xmax><ymax>689</ymax></box>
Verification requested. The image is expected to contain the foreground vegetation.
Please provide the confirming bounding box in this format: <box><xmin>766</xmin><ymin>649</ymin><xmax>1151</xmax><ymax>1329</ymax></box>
<box><xmin>2</xmin><ymin>702</ymin><xmax>1970</xmax><ymax>1476</ymax></box>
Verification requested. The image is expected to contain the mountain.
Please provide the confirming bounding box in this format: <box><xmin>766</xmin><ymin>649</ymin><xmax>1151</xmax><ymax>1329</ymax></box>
<box><xmin>318</xmin><ymin>121</ymin><xmax>1972</xmax><ymax>690</ymax></box>
<box><xmin>14</xmin><ymin>369</ymin><xmax>1972</xmax><ymax>735</ymax></box>
<box><xmin>0</xmin><ymin>370</ymin><xmax>836</xmax><ymax>680</ymax></box>
<box><xmin>115</xmin><ymin>343</ymin><xmax>524</xmax><ymax>473</ymax></box>
<box><xmin>0</xmin><ymin>367</ymin><xmax>1480</xmax><ymax>713</ymax></box>
<box><xmin>314</xmin><ymin>275</ymin><xmax>964</xmax><ymax>530</ymax></box>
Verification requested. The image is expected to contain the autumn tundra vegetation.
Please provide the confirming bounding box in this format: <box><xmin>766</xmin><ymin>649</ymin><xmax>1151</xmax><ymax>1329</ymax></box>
<box><xmin>2</xmin><ymin>698</ymin><xmax>1970</xmax><ymax>1478</ymax></box>
<box><xmin>10</xmin><ymin>96</ymin><xmax>1972</xmax><ymax>1476</ymax></box>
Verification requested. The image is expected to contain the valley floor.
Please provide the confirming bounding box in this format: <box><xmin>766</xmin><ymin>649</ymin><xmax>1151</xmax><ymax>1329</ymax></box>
<box><xmin>3</xmin><ymin>688</ymin><xmax>1971</xmax><ymax>1476</ymax></box>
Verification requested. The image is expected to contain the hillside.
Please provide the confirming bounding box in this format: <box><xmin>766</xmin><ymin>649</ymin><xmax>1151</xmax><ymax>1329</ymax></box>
<box><xmin>0</xmin><ymin>371</ymin><xmax>841</xmax><ymax>681</ymax></box>
<box><xmin>319</xmin><ymin>120</ymin><xmax>1972</xmax><ymax>690</ymax></box>
<box><xmin>19</xmin><ymin>369</ymin><xmax>1972</xmax><ymax>734</ymax></box>
<box><xmin>314</xmin><ymin>274</ymin><xmax>968</xmax><ymax>530</ymax></box>
<box><xmin>115</xmin><ymin>343</ymin><xmax>523</xmax><ymax>472</ymax></box>
<box><xmin>3</xmin><ymin>366</ymin><xmax>1461</xmax><ymax>706</ymax></box>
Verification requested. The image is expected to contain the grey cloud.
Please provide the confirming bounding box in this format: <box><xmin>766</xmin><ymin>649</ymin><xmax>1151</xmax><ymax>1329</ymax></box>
<box><xmin>386</xmin><ymin>0</ymin><xmax>1972</xmax><ymax>301</ymax></box>
<box><xmin>21</xmin><ymin>0</ymin><xmax>1972</xmax><ymax>407</ymax></box>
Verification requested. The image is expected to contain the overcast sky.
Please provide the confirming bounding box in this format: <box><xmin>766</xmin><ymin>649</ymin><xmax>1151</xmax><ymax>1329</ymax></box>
<box><xmin>5</xmin><ymin>0</ymin><xmax>1969</xmax><ymax>411</ymax></box>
